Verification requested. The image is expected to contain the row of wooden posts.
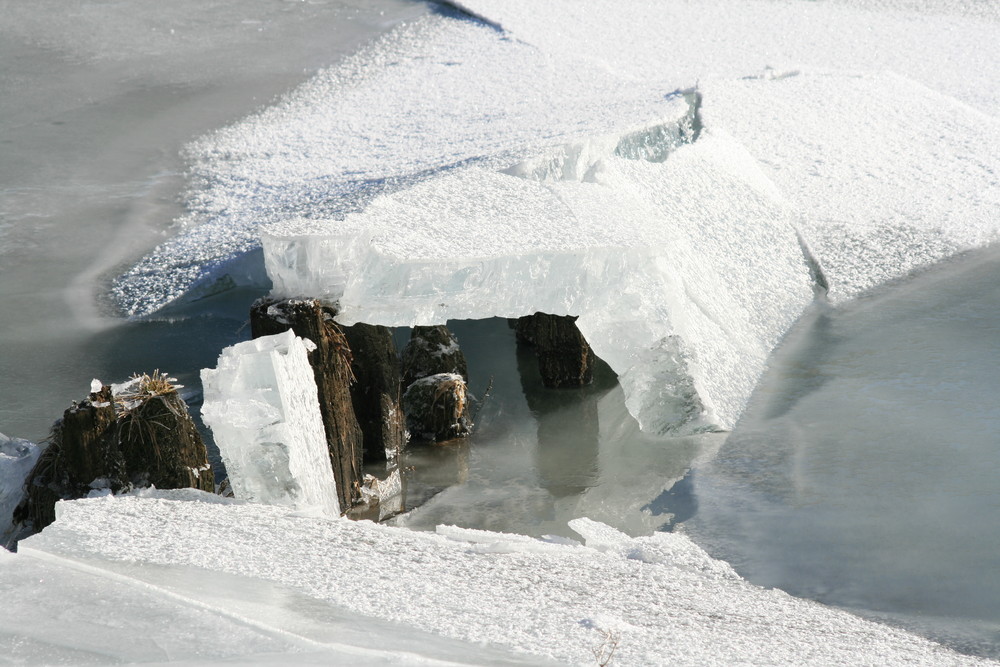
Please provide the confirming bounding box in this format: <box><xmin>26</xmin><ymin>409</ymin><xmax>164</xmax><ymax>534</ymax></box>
<box><xmin>10</xmin><ymin>298</ymin><xmax>596</xmax><ymax>539</ymax></box>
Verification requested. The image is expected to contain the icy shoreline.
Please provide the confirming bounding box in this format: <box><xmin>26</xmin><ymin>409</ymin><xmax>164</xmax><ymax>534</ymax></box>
<box><xmin>11</xmin><ymin>490</ymin><xmax>995</xmax><ymax>666</ymax></box>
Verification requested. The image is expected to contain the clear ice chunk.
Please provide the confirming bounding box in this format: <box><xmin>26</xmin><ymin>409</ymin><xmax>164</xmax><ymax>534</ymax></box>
<box><xmin>201</xmin><ymin>330</ymin><xmax>340</xmax><ymax>516</ymax></box>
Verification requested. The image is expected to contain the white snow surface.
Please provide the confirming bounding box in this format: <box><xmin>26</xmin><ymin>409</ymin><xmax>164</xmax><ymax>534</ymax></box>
<box><xmin>700</xmin><ymin>70</ymin><xmax>1000</xmax><ymax>301</ymax></box>
<box><xmin>200</xmin><ymin>330</ymin><xmax>340</xmax><ymax>517</ymax></box>
<box><xmin>12</xmin><ymin>492</ymin><xmax>995</xmax><ymax>666</ymax></box>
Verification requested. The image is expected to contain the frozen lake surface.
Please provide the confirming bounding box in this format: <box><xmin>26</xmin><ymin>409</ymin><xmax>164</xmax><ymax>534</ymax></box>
<box><xmin>2</xmin><ymin>0</ymin><xmax>999</xmax><ymax>663</ymax></box>
<box><xmin>0</xmin><ymin>0</ymin><xmax>424</xmax><ymax>441</ymax></box>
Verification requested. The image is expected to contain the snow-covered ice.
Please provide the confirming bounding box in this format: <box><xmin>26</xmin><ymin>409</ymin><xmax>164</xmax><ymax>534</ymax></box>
<box><xmin>201</xmin><ymin>330</ymin><xmax>340</xmax><ymax>517</ymax></box>
<box><xmin>9</xmin><ymin>492</ymin><xmax>995</xmax><ymax>666</ymax></box>
<box><xmin>700</xmin><ymin>70</ymin><xmax>1000</xmax><ymax>301</ymax></box>
<box><xmin>107</xmin><ymin>0</ymin><xmax>1000</xmax><ymax>435</ymax></box>
<box><xmin>249</xmin><ymin>0</ymin><xmax>998</xmax><ymax>434</ymax></box>
<box><xmin>263</xmin><ymin>128</ymin><xmax>816</xmax><ymax>434</ymax></box>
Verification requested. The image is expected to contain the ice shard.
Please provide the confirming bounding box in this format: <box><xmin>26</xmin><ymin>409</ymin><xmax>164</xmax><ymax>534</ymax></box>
<box><xmin>201</xmin><ymin>330</ymin><xmax>340</xmax><ymax>516</ymax></box>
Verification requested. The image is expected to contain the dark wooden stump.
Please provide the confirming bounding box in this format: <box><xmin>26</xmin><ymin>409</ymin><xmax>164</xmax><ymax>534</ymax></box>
<box><xmin>402</xmin><ymin>373</ymin><xmax>473</xmax><ymax>443</ymax></box>
<box><xmin>15</xmin><ymin>376</ymin><xmax>214</xmax><ymax>534</ymax></box>
<box><xmin>342</xmin><ymin>323</ymin><xmax>407</xmax><ymax>463</ymax></box>
<box><xmin>401</xmin><ymin>325</ymin><xmax>468</xmax><ymax>388</ymax></box>
<box><xmin>515</xmin><ymin>312</ymin><xmax>595</xmax><ymax>387</ymax></box>
<box><xmin>250</xmin><ymin>298</ymin><xmax>363</xmax><ymax>510</ymax></box>
<box><xmin>116</xmin><ymin>391</ymin><xmax>215</xmax><ymax>492</ymax></box>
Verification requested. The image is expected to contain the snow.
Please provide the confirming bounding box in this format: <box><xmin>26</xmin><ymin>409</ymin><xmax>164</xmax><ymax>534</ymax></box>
<box><xmin>700</xmin><ymin>70</ymin><xmax>1000</xmax><ymax>301</ymax></box>
<box><xmin>107</xmin><ymin>0</ymin><xmax>1000</xmax><ymax>435</ymax></box>
<box><xmin>111</xmin><ymin>11</ymin><xmax>678</xmax><ymax>317</ymax></box>
<box><xmin>0</xmin><ymin>433</ymin><xmax>42</xmax><ymax>548</ymax></box>
<box><xmin>250</xmin><ymin>0</ymin><xmax>999</xmax><ymax>434</ymax></box>
<box><xmin>200</xmin><ymin>330</ymin><xmax>340</xmax><ymax>517</ymax></box>
<box><xmin>9</xmin><ymin>492</ymin><xmax>994</xmax><ymax>666</ymax></box>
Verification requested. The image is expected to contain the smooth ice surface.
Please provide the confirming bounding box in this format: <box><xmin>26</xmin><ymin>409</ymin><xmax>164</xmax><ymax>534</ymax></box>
<box><xmin>687</xmin><ymin>247</ymin><xmax>1000</xmax><ymax>658</ymax></box>
<box><xmin>0</xmin><ymin>0</ymin><xmax>425</xmax><ymax>443</ymax></box>
<box><xmin>201</xmin><ymin>330</ymin><xmax>339</xmax><ymax>516</ymax></box>
<box><xmin>16</xmin><ymin>493</ymin><xmax>997</xmax><ymax>666</ymax></box>
<box><xmin>0</xmin><ymin>433</ymin><xmax>41</xmax><ymax>548</ymax></box>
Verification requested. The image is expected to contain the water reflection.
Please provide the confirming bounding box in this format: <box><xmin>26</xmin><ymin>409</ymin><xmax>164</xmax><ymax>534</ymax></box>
<box><xmin>515</xmin><ymin>329</ymin><xmax>615</xmax><ymax>498</ymax></box>
<box><xmin>386</xmin><ymin>318</ymin><xmax>720</xmax><ymax>539</ymax></box>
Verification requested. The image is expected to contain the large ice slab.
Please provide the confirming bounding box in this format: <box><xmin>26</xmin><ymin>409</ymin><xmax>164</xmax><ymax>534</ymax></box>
<box><xmin>16</xmin><ymin>493</ymin><xmax>995</xmax><ymax>666</ymax></box>
<box><xmin>201</xmin><ymin>330</ymin><xmax>340</xmax><ymax>516</ymax></box>
<box><xmin>263</xmin><ymin>127</ymin><xmax>815</xmax><ymax>433</ymax></box>
<box><xmin>111</xmin><ymin>10</ymin><xmax>678</xmax><ymax>317</ymax></box>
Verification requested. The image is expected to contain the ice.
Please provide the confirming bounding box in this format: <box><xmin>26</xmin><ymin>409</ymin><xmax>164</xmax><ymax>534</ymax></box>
<box><xmin>254</xmin><ymin>0</ymin><xmax>998</xmax><ymax>433</ymax></box>
<box><xmin>111</xmin><ymin>11</ymin><xmax>679</xmax><ymax>317</ymax></box>
<box><xmin>13</xmin><ymin>493</ymin><xmax>994</xmax><ymax>666</ymax></box>
<box><xmin>0</xmin><ymin>433</ymin><xmax>42</xmax><ymax>549</ymax></box>
<box><xmin>700</xmin><ymin>70</ymin><xmax>1000</xmax><ymax>302</ymax></box>
<box><xmin>0</xmin><ymin>506</ymin><xmax>543</xmax><ymax>665</ymax></box>
<box><xmin>263</xmin><ymin>128</ymin><xmax>814</xmax><ymax>434</ymax></box>
<box><xmin>110</xmin><ymin>0</ymin><xmax>1000</xmax><ymax>435</ymax></box>
<box><xmin>461</xmin><ymin>0</ymin><xmax>1000</xmax><ymax>116</ymax></box>
<box><xmin>200</xmin><ymin>330</ymin><xmax>340</xmax><ymax>516</ymax></box>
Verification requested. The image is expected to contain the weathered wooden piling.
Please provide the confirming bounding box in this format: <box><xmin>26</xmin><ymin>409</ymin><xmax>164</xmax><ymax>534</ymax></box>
<box><xmin>15</xmin><ymin>374</ymin><xmax>213</xmax><ymax>533</ymax></box>
<box><xmin>342</xmin><ymin>323</ymin><xmax>407</xmax><ymax>462</ymax></box>
<box><xmin>515</xmin><ymin>312</ymin><xmax>595</xmax><ymax>387</ymax></box>
<box><xmin>250</xmin><ymin>297</ymin><xmax>363</xmax><ymax>510</ymax></box>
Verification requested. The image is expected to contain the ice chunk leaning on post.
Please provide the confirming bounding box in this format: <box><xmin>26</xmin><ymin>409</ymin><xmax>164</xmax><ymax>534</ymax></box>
<box><xmin>262</xmin><ymin>129</ymin><xmax>815</xmax><ymax>434</ymax></box>
<box><xmin>201</xmin><ymin>329</ymin><xmax>340</xmax><ymax>516</ymax></box>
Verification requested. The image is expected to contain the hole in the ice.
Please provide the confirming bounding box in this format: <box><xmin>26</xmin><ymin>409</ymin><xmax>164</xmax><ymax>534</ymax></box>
<box><xmin>369</xmin><ymin>317</ymin><xmax>719</xmax><ymax>539</ymax></box>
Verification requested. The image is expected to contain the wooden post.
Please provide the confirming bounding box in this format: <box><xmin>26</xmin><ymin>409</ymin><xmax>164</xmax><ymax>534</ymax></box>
<box><xmin>250</xmin><ymin>298</ymin><xmax>363</xmax><ymax>511</ymax></box>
